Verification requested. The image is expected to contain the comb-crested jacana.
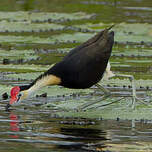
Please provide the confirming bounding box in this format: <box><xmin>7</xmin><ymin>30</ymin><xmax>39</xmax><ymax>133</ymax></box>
<box><xmin>7</xmin><ymin>25</ymin><xmax>138</xmax><ymax>110</ymax></box>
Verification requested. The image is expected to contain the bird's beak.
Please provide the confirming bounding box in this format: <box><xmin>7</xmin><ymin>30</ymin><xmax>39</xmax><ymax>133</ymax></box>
<box><xmin>6</xmin><ymin>96</ymin><xmax>19</xmax><ymax>110</ymax></box>
<box><xmin>10</xmin><ymin>96</ymin><xmax>18</xmax><ymax>105</ymax></box>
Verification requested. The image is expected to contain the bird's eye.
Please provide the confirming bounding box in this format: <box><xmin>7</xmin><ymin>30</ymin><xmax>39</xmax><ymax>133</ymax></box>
<box><xmin>17</xmin><ymin>93</ymin><xmax>22</xmax><ymax>102</ymax></box>
<box><xmin>18</xmin><ymin>93</ymin><xmax>22</xmax><ymax>97</ymax></box>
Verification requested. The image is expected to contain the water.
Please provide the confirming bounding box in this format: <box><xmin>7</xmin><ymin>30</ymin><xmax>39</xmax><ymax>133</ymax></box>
<box><xmin>1</xmin><ymin>106</ymin><xmax>152</xmax><ymax>152</ymax></box>
<box><xmin>0</xmin><ymin>0</ymin><xmax>152</xmax><ymax>151</ymax></box>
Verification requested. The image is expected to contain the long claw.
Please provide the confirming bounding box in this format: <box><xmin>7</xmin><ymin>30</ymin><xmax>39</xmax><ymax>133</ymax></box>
<box><xmin>77</xmin><ymin>93</ymin><xmax>111</xmax><ymax>111</ymax></box>
<box><xmin>88</xmin><ymin>97</ymin><xmax>125</xmax><ymax>110</ymax></box>
<box><xmin>113</xmin><ymin>74</ymin><xmax>137</xmax><ymax>109</ymax></box>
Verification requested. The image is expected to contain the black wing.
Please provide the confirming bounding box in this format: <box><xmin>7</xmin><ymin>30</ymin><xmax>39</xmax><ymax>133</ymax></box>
<box><xmin>49</xmin><ymin>30</ymin><xmax>114</xmax><ymax>88</ymax></box>
<box><xmin>63</xmin><ymin>25</ymin><xmax>115</xmax><ymax>60</ymax></box>
<box><xmin>30</xmin><ymin>27</ymin><xmax>114</xmax><ymax>89</ymax></box>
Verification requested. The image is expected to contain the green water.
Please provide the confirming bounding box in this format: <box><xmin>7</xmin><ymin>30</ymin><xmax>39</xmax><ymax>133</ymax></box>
<box><xmin>0</xmin><ymin>0</ymin><xmax>152</xmax><ymax>151</ymax></box>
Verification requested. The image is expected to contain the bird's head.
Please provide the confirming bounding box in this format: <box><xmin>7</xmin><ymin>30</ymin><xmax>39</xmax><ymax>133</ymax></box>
<box><xmin>9</xmin><ymin>86</ymin><xmax>28</xmax><ymax>105</ymax></box>
<box><xmin>10</xmin><ymin>86</ymin><xmax>21</xmax><ymax>105</ymax></box>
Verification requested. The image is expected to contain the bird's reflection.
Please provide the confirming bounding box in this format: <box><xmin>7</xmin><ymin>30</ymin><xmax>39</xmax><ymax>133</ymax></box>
<box><xmin>9</xmin><ymin>112</ymin><xmax>20</xmax><ymax>138</ymax></box>
<box><xmin>57</xmin><ymin>127</ymin><xmax>108</xmax><ymax>151</ymax></box>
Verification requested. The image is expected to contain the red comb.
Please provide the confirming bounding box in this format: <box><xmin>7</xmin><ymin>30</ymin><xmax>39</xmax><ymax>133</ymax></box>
<box><xmin>10</xmin><ymin>86</ymin><xmax>20</xmax><ymax>97</ymax></box>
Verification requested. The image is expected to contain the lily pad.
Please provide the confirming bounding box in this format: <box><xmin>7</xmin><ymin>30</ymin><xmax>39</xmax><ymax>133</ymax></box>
<box><xmin>112</xmin><ymin>47</ymin><xmax>152</xmax><ymax>57</ymax></box>
<box><xmin>74</xmin><ymin>22</ymin><xmax>152</xmax><ymax>43</ymax></box>
<box><xmin>0</xmin><ymin>11</ymin><xmax>94</xmax><ymax>22</ymax></box>
<box><xmin>52</xmin><ymin>32</ymin><xmax>94</xmax><ymax>43</ymax></box>
<box><xmin>0</xmin><ymin>64</ymin><xmax>49</xmax><ymax>73</ymax></box>
<box><xmin>0</xmin><ymin>84</ymin><xmax>10</xmax><ymax>95</ymax></box>
<box><xmin>54</xmin><ymin>96</ymin><xmax>152</xmax><ymax>120</ymax></box>
<box><xmin>0</xmin><ymin>21</ymin><xmax>64</xmax><ymax>32</ymax></box>
<box><xmin>0</xmin><ymin>32</ymin><xmax>93</xmax><ymax>44</ymax></box>
<box><xmin>101</xmin><ymin>78</ymin><xmax>152</xmax><ymax>88</ymax></box>
<box><xmin>0</xmin><ymin>49</ymin><xmax>38</xmax><ymax>61</ymax></box>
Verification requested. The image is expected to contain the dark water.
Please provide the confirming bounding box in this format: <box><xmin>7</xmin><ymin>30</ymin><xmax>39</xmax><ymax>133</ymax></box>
<box><xmin>1</xmin><ymin>104</ymin><xmax>152</xmax><ymax>152</ymax></box>
<box><xmin>0</xmin><ymin>0</ymin><xmax>152</xmax><ymax>151</ymax></box>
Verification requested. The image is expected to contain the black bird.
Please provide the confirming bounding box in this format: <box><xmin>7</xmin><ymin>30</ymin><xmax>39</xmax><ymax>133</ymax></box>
<box><xmin>8</xmin><ymin>26</ymin><xmax>114</xmax><ymax>109</ymax></box>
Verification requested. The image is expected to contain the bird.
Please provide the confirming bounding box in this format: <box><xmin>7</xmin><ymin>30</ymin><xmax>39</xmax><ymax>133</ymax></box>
<box><xmin>6</xmin><ymin>25</ymin><xmax>115</xmax><ymax>110</ymax></box>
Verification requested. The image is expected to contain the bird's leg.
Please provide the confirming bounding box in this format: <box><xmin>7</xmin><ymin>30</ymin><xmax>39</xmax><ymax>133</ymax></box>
<box><xmin>88</xmin><ymin>97</ymin><xmax>125</xmax><ymax>110</ymax></box>
<box><xmin>77</xmin><ymin>84</ymin><xmax>111</xmax><ymax>111</ymax></box>
<box><xmin>95</xmin><ymin>83</ymin><xmax>111</xmax><ymax>96</ymax></box>
<box><xmin>114</xmin><ymin>74</ymin><xmax>137</xmax><ymax>109</ymax></box>
<box><xmin>42</xmin><ymin>83</ymin><xmax>111</xmax><ymax>111</ymax></box>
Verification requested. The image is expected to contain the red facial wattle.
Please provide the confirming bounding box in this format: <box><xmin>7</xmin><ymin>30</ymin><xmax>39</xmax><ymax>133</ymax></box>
<box><xmin>10</xmin><ymin>86</ymin><xmax>20</xmax><ymax>105</ymax></box>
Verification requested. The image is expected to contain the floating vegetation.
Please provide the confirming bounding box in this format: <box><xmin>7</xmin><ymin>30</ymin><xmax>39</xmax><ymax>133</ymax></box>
<box><xmin>0</xmin><ymin>22</ymin><xmax>151</xmax><ymax>46</ymax></box>
<box><xmin>115</xmin><ymin>23</ymin><xmax>152</xmax><ymax>36</ymax></box>
<box><xmin>56</xmin><ymin>97</ymin><xmax>152</xmax><ymax>120</ymax></box>
<box><xmin>74</xmin><ymin>22</ymin><xmax>152</xmax><ymax>43</ymax></box>
<box><xmin>0</xmin><ymin>21</ymin><xmax>64</xmax><ymax>33</ymax></box>
<box><xmin>101</xmin><ymin>78</ymin><xmax>152</xmax><ymax>88</ymax></box>
<box><xmin>0</xmin><ymin>35</ymin><xmax>56</xmax><ymax>44</ymax></box>
<box><xmin>0</xmin><ymin>64</ymin><xmax>49</xmax><ymax>73</ymax></box>
<box><xmin>112</xmin><ymin>47</ymin><xmax>152</xmax><ymax>58</ymax></box>
<box><xmin>0</xmin><ymin>11</ymin><xmax>94</xmax><ymax>23</ymax></box>
<box><xmin>4</xmin><ymin>72</ymin><xmax>43</xmax><ymax>80</ymax></box>
<box><xmin>0</xmin><ymin>5</ymin><xmax>152</xmax><ymax>121</ymax></box>
<box><xmin>34</xmin><ymin>48</ymin><xmax>72</xmax><ymax>54</ymax></box>
<box><xmin>114</xmin><ymin>23</ymin><xmax>152</xmax><ymax>42</ymax></box>
<box><xmin>0</xmin><ymin>84</ymin><xmax>11</xmax><ymax>96</ymax></box>
<box><xmin>0</xmin><ymin>33</ymin><xmax>93</xmax><ymax>44</ymax></box>
<box><xmin>52</xmin><ymin>32</ymin><xmax>94</xmax><ymax>43</ymax></box>
<box><xmin>0</xmin><ymin>49</ymin><xmax>38</xmax><ymax>64</ymax></box>
<box><xmin>45</xmin><ymin>22</ymin><xmax>152</xmax><ymax>44</ymax></box>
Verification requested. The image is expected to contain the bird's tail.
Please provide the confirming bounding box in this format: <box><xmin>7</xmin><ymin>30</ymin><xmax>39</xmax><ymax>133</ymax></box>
<box><xmin>102</xmin><ymin>24</ymin><xmax>115</xmax><ymax>38</ymax></box>
<box><xmin>106</xmin><ymin>24</ymin><xmax>116</xmax><ymax>31</ymax></box>
<box><xmin>98</xmin><ymin>24</ymin><xmax>115</xmax><ymax>47</ymax></box>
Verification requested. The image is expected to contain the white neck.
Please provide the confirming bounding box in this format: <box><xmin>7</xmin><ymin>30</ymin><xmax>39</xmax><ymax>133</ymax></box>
<box><xmin>25</xmin><ymin>74</ymin><xmax>61</xmax><ymax>97</ymax></box>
